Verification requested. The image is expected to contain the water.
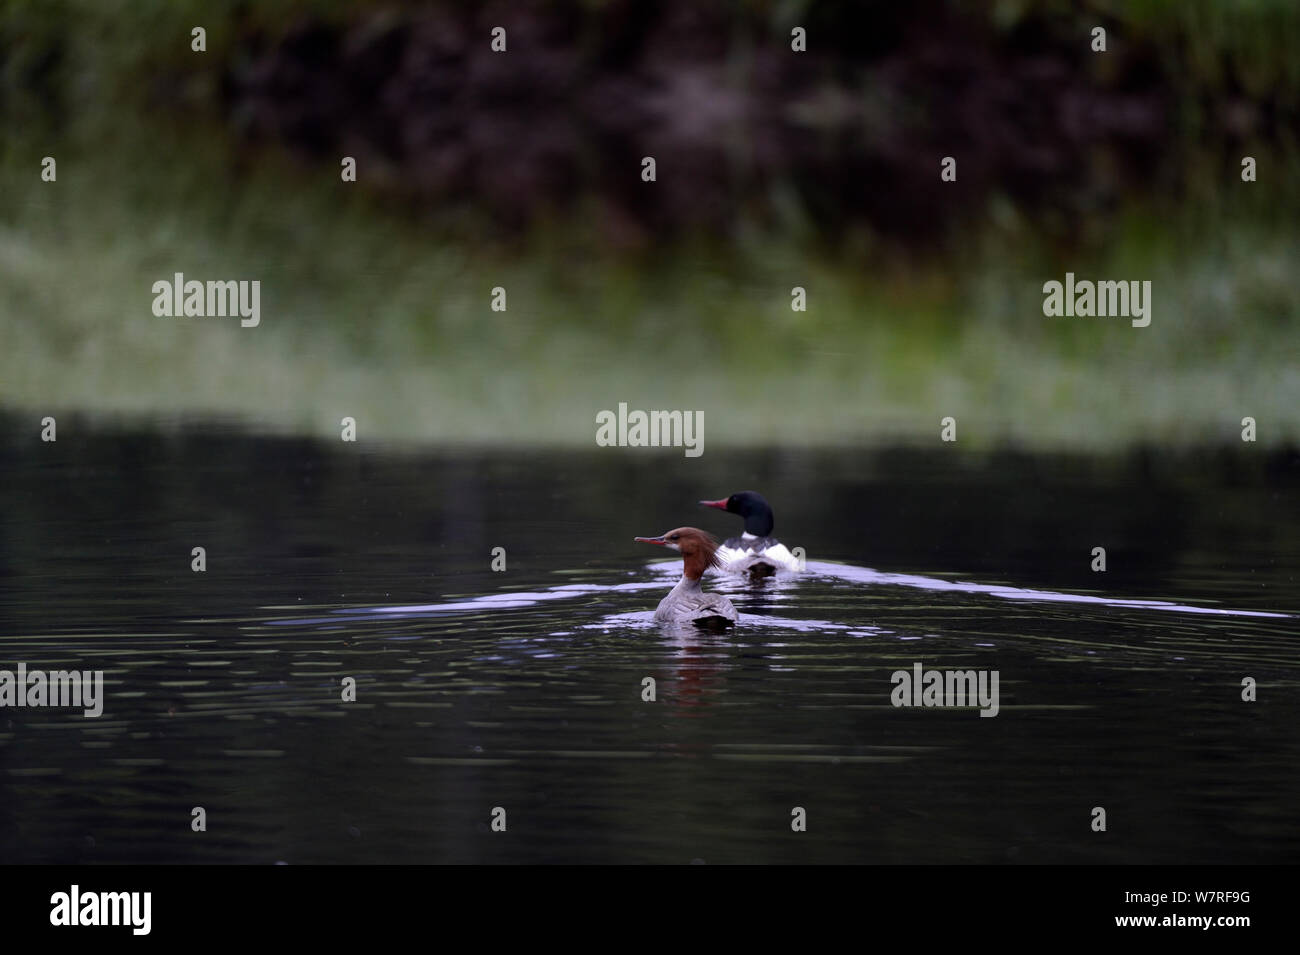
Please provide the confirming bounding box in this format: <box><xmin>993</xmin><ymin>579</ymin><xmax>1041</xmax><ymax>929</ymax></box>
<box><xmin>2</xmin><ymin>426</ymin><xmax>1297</xmax><ymax>863</ymax></box>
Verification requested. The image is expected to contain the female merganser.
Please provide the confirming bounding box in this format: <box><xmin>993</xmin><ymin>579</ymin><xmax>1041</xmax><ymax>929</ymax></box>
<box><xmin>634</xmin><ymin>527</ymin><xmax>739</xmax><ymax>628</ymax></box>
<box><xmin>699</xmin><ymin>490</ymin><xmax>801</xmax><ymax>577</ymax></box>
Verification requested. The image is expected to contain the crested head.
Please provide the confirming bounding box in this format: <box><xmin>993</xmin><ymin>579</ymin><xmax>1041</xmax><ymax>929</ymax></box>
<box><xmin>634</xmin><ymin>526</ymin><xmax>722</xmax><ymax>579</ymax></box>
<box><xmin>700</xmin><ymin>490</ymin><xmax>775</xmax><ymax>537</ymax></box>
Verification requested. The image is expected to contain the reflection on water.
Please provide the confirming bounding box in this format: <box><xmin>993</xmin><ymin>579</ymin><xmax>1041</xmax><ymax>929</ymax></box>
<box><xmin>313</xmin><ymin>558</ymin><xmax>1291</xmax><ymax>625</ymax></box>
<box><xmin>1</xmin><ymin>427</ymin><xmax>1297</xmax><ymax>863</ymax></box>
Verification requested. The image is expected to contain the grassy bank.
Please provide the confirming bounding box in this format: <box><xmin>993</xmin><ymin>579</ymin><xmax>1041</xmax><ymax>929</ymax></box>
<box><xmin>1</xmin><ymin>0</ymin><xmax>1297</xmax><ymax>448</ymax></box>
<box><xmin>3</xmin><ymin>120</ymin><xmax>1297</xmax><ymax>448</ymax></box>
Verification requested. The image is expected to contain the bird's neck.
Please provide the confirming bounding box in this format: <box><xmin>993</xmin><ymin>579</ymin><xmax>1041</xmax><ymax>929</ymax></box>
<box><xmin>681</xmin><ymin>548</ymin><xmax>713</xmax><ymax>580</ymax></box>
<box><xmin>673</xmin><ymin>574</ymin><xmax>703</xmax><ymax>594</ymax></box>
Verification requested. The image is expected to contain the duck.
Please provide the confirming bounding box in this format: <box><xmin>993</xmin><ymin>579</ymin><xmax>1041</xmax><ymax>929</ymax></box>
<box><xmin>634</xmin><ymin>527</ymin><xmax>739</xmax><ymax>628</ymax></box>
<box><xmin>698</xmin><ymin>490</ymin><xmax>801</xmax><ymax>577</ymax></box>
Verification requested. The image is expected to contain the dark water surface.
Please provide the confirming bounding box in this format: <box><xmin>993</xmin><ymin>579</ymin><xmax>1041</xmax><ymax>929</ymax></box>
<box><xmin>2</xmin><ymin>426</ymin><xmax>1297</xmax><ymax>863</ymax></box>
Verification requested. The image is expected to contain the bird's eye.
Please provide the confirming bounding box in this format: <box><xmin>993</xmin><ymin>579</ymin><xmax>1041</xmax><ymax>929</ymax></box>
<box><xmin>669</xmin><ymin>534</ymin><xmax>680</xmax><ymax>541</ymax></box>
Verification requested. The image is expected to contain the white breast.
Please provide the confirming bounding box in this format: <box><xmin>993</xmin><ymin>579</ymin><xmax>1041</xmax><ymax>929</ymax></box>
<box><xmin>716</xmin><ymin>541</ymin><xmax>802</xmax><ymax>574</ymax></box>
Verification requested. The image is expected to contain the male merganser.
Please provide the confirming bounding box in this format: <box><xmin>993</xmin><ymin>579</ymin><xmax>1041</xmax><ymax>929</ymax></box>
<box><xmin>634</xmin><ymin>527</ymin><xmax>739</xmax><ymax>628</ymax></box>
<box><xmin>699</xmin><ymin>490</ymin><xmax>801</xmax><ymax>577</ymax></box>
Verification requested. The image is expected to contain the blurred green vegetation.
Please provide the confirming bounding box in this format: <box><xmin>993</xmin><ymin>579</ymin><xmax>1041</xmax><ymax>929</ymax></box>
<box><xmin>2</xmin><ymin>0</ymin><xmax>1298</xmax><ymax>448</ymax></box>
